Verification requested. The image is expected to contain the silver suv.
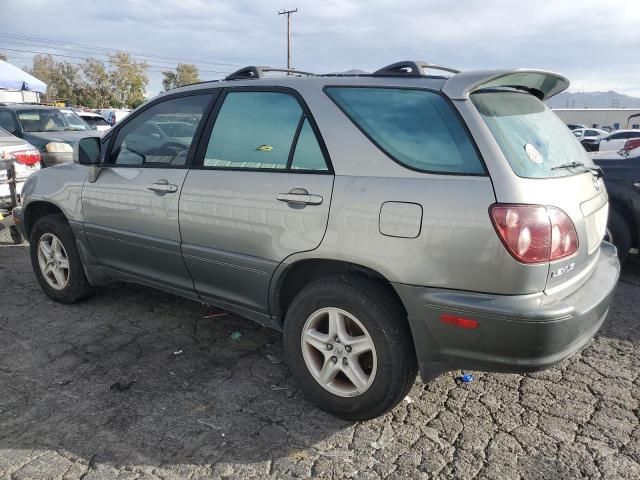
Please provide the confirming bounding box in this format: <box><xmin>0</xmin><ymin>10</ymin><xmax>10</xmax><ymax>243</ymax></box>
<box><xmin>14</xmin><ymin>62</ymin><xmax>620</xmax><ymax>420</ymax></box>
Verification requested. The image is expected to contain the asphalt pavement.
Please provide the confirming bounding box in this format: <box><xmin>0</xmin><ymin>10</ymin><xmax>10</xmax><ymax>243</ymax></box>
<box><xmin>0</xmin><ymin>230</ymin><xmax>638</xmax><ymax>479</ymax></box>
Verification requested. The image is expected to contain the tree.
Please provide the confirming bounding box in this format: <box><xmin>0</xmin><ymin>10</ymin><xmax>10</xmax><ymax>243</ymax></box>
<box><xmin>28</xmin><ymin>54</ymin><xmax>79</xmax><ymax>104</ymax></box>
<box><xmin>108</xmin><ymin>51</ymin><xmax>148</xmax><ymax>108</ymax></box>
<box><xmin>161</xmin><ymin>63</ymin><xmax>200</xmax><ymax>91</ymax></box>
<box><xmin>79</xmin><ymin>58</ymin><xmax>112</xmax><ymax>108</ymax></box>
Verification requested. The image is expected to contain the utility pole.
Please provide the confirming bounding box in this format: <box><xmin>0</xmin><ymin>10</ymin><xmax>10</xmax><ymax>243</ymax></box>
<box><xmin>278</xmin><ymin>8</ymin><xmax>298</xmax><ymax>70</ymax></box>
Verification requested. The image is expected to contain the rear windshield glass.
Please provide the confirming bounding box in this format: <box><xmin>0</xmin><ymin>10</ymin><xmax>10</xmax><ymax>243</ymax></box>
<box><xmin>326</xmin><ymin>87</ymin><xmax>484</xmax><ymax>174</ymax></box>
<box><xmin>471</xmin><ymin>91</ymin><xmax>590</xmax><ymax>178</ymax></box>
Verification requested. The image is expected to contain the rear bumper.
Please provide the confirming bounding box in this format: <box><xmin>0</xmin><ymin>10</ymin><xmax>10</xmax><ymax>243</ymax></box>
<box><xmin>394</xmin><ymin>242</ymin><xmax>620</xmax><ymax>381</ymax></box>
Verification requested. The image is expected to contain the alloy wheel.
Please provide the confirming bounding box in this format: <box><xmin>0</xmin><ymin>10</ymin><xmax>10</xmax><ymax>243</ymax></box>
<box><xmin>300</xmin><ymin>307</ymin><xmax>377</xmax><ymax>397</ymax></box>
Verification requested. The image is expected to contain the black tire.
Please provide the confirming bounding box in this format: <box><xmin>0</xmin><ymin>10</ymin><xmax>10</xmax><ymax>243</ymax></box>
<box><xmin>607</xmin><ymin>209</ymin><xmax>632</xmax><ymax>263</ymax></box>
<box><xmin>283</xmin><ymin>275</ymin><xmax>417</xmax><ymax>420</ymax></box>
<box><xmin>29</xmin><ymin>214</ymin><xmax>94</xmax><ymax>303</ymax></box>
<box><xmin>9</xmin><ymin>225</ymin><xmax>23</xmax><ymax>244</ymax></box>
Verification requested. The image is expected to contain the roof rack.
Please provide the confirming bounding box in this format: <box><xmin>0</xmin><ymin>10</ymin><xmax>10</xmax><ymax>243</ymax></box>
<box><xmin>225</xmin><ymin>66</ymin><xmax>316</xmax><ymax>81</ymax></box>
<box><xmin>372</xmin><ymin>61</ymin><xmax>460</xmax><ymax>77</ymax></box>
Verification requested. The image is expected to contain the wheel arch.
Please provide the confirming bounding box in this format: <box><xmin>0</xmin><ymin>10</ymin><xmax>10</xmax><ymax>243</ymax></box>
<box><xmin>270</xmin><ymin>258</ymin><xmax>406</xmax><ymax>328</ymax></box>
<box><xmin>23</xmin><ymin>201</ymin><xmax>66</xmax><ymax>238</ymax></box>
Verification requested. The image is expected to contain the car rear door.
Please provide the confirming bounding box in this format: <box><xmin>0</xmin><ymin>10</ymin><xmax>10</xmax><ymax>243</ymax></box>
<box><xmin>179</xmin><ymin>88</ymin><xmax>334</xmax><ymax>316</ymax></box>
<box><xmin>82</xmin><ymin>91</ymin><xmax>216</xmax><ymax>293</ymax></box>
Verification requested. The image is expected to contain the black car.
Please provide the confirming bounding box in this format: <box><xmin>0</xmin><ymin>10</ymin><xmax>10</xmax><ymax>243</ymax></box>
<box><xmin>593</xmin><ymin>149</ymin><xmax>640</xmax><ymax>261</ymax></box>
<box><xmin>0</xmin><ymin>104</ymin><xmax>101</xmax><ymax>167</ymax></box>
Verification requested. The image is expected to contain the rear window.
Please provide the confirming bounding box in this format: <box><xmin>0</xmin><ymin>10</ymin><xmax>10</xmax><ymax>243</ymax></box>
<box><xmin>471</xmin><ymin>91</ymin><xmax>590</xmax><ymax>178</ymax></box>
<box><xmin>325</xmin><ymin>87</ymin><xmax>484</xmax><ymax>174</ymax></box>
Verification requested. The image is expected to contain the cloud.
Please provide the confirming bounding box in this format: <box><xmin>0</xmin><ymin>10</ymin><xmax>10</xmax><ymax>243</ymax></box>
<box><xmin>3</xmin><ymin>0</ymin><xmax>640</xmax><ymax>96</ymax></box>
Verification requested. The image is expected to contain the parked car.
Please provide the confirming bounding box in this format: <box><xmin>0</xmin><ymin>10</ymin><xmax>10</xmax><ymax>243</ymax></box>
<box><xmin>76</xmin><ymin>111</ymin><xmax>111</xmax><ymax>132</ymax></box>
<box><xmin>0</xmin><ymin>104</ymin><xmax>101</xmax><ymax>167</ymax></box>
<box><xmin>592</xmin><ymin>148</ymin><xmax>640</xmax><ymax>261</ymax></box>
<box><xmin>572</xmin><ymin>127</ymin><xmax>608</xmax><ymax>151</ymax></box>
<box><xmin>13</xmin><ymin>62</ymin><xmax>620</xmax><ymax>420</ymax></box>
<box><xmin>98</xmin><ymin>108</ymin><xmax>131</xmax><ymax>126</ymax></box>
<box><xmin>0</xmin><ymin>127</ymin><xmax>40</xmax><ymax>208</ymax></box>
<box><xmin>566</xmin><ymin>123</ymin><xmax>586</xmax><ymax>130</ymax></box>
<box><xmin>597</xmin><ymin>129</ymin><xmax>640</xmax><ymax>152</ymax></box>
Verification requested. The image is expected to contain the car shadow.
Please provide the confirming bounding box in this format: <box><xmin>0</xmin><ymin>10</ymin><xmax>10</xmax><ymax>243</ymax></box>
<box><xmin>0</xmin><ymin>260</ymin><xmax>353</xmax><ymax>468</ymax></box>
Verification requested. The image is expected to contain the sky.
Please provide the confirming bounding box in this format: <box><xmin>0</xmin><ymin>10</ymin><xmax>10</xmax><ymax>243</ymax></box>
<box><xmin>3</xmin><ymin>0</ymin><xmax>640</xmax><ymax>97</ymax></box>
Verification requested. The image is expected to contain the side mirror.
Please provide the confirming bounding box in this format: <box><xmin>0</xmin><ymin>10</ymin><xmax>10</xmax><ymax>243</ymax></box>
<box><xmin>77</xmin><ymin>137</ymin><xmax>102</xmax><ymax>165</ymax></box>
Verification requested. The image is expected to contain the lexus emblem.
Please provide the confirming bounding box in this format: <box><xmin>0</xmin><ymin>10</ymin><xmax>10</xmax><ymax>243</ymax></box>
<box><xmin>593</xmin><ymin>177</ymin><xmax>601</xmax><ymax>191</ymax></box>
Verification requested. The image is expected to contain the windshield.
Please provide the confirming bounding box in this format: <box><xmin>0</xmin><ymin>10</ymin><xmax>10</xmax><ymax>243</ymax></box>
<box><xmin>471</xmin><ymin>91</ymin><xmax>592</xmax><ymax>178</ymax></box>
<box><xmin>17</xmin><ymin>109</ymin><xmax>91</xmax><ymax>132</ymax></box>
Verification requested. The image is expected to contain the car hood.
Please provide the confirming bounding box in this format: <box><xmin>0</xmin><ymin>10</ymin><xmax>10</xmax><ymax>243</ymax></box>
<box><xmin>22</xmin><ymin>130</ymin><xmax>102</xmax><ymax>149</ymax></box>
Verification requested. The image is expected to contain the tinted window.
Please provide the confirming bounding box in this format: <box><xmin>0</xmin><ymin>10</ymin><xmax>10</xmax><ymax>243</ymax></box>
<box><xmin>472</xmin><ymin>91</ymin><xmax>590</xmax><ymax>178</ymax></box>
<box><xmin>110</xmin><ymin>94</ymin><xmax>212</xmax><ymax>167</ymax></box>
<box><xmin>291</xmin><ymin>119</ymin><xmax>327</xmax><ymax>170</ymax></box>
<box><xmin>204</xmin><ymin>92</ymin><xmax>302</xmax><ymax>169</ymax></box>
<box><xmin>0</xmin><ymin>110</ymin><xmax>18</xmax><ymax>133</ymax></box>
<box><xmin>326</xmin><ymin>87</ymin><xmax>483</xmax><ymax>174</ymax></box>
<box><xmin>585</xmin><ymin>130</ymin><xmax>599</xmax><ymax>136</ymax></box>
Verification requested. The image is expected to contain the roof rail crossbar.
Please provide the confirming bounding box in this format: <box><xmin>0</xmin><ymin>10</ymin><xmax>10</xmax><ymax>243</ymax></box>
<box><xmin>373</xmin><ymin>61</ymin><xmax>460</xmax><ymax>77</ymax></box>
<box><xmin>225</xmin><ymin>66</ymin><xmax>316</xmax><ymax>81</ymax></box>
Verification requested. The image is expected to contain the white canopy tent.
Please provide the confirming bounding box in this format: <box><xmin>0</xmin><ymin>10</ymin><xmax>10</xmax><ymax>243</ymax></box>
<box><xmin>0</xmin><ymin>60</ymin><xmax>47</xmax><ymax>103</ymax></box>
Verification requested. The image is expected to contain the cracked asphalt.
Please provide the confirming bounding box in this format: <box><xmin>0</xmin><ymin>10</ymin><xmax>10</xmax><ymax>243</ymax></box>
<box><xmin>0</xmin><ymin>229</ymin><xmax>639</xmax><ymax>479</ymax></box>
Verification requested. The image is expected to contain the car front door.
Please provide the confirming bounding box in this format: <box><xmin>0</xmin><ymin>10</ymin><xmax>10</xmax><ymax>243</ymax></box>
<box><xmin>179</xmin><ymin>88</ymin><xmax>334</xmax><ymax>317</ymax></box>
<box><xmin>82</xmin><ymin>92</ymin><xmax>216</xmax><ymax>293</ymax></box>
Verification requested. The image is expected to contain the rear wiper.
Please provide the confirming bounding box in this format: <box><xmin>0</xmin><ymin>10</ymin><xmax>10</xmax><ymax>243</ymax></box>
<box><xmin>551</xmin><ymin>161</ymin><xmax>603</xmax><ymax>177</ymax></box>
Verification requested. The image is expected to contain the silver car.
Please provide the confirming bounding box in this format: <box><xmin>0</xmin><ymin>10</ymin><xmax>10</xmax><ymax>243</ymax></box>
<box><xmin>13</xmin><ymin>62</ymin><xmax>620</xmax><ymax>420</ymax></box>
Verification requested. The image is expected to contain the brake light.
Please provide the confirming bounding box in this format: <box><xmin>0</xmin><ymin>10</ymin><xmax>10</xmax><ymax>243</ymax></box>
<box><xmin>622</xmin><ymin>139</ymin><xmax>640</xmax><ymax>152</ymax></box>
<box><xmin>489</xmin><ymin>204</ymin><xmax>578</xmax><ymax>264</ymax></box>
<box><xmin>12</xmin><ymin>149</ymin><xmax>41</xmax><ymax>166</ymax></box>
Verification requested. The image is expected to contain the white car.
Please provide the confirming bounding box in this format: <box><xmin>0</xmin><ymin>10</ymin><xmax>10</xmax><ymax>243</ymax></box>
<box><xmin>98</xmin><ymin>109</ymin><xmax>131</xmax><ymax>126</ymax></box>
<box><xmin>598</xmin><ymin>129</ymin><xmax>640</xmax><ymax>152</ymax></box>
<box><xmin>76</xmin><ymin>111</ymin><xmax>111</xmax><ymax>132</ymax></box>
<box><xmin>0</xmin><ymin>127</ymin><xmax>41</xmax><ymax>207</ymax></box>
<box><xmin>572</xmin><ymin>128</ymin><xmax>608</xmax><ymax>151</ymax></box>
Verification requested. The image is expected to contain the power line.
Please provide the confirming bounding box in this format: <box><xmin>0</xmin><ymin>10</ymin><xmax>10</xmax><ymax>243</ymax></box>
<box><xmin>0</xmin><ymin>32</ymin><xmax>242</xmax><ymax>68</ymax></box>
<box><xmin>0</xmin><ymin>46</ymin><xmax>232</xmax><ymax>74</ymax></box>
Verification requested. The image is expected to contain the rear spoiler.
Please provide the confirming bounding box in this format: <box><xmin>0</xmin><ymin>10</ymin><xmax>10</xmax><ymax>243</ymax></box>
<box><xmin>441</xmin><ymin>69</ymin><xmax>570</xmax><ymax>101</ymax></box>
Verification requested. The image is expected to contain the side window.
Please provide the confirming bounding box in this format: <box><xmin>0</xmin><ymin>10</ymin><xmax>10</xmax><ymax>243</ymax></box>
<box><xmin>291</xmin><ymin>119</ymin><xmax>328</xmax><ymax>170</ymax></box>
<box><xmin>204</xmin><ymin>91</ymin><xmax>301</xmax><ymax>169</ymax></box>
<box><xmin>109</xmin><ymin>94</ymin><xmax>213</xmax><ymax>166</ymax></box>
<box><xmin>326</xmin><ymin>87</ymin><xmax>484</xmax><ymax>174</ymax></box>
<box><xmin>0</xmin><ymin>110</ymin><xmax>18</xmax><ymax>134</ymax></box>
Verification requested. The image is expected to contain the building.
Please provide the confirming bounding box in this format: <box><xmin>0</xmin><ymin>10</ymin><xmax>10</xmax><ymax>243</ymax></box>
<box><xmin>552</xmin><ymin>108</ymin><xmax>640</xmax><ymax>130</ymax></box>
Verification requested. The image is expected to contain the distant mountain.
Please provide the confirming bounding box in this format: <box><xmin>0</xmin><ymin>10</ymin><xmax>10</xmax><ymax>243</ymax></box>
<box><xmin>548</xmin><ymin>90</ymin><xmax>640</xmax><ymax>109</ymax></box>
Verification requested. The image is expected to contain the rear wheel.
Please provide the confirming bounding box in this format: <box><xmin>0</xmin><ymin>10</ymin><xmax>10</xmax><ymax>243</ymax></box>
<box><xmin>606</xmin><ymin>209</ymin><xmax>631</xmax><ymax>262</ymax></box>
<box><xmin>283</xmin><ymin>275</ymin><xmax>417</xmax><ymax>420</ymax></box>
<box><xmin>30</xmin><ymin>214</ymin><xmax>94</xmax><ymax>303</ymax></box>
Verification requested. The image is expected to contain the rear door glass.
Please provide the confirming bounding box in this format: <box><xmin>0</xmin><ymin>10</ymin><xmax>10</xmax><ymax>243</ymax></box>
<box><xmin>471</xmin><ymin>91</ymin><xmax>592</xmax><ymax>178</ymax></box>
<box><xmin>326</xmin><ymin>87</ymin><xmax>484</xmax><ymax>174</ymax></box>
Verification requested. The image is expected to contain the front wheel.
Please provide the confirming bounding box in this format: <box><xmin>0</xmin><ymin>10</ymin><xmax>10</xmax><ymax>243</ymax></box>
<box><xmin>29</xmin><ymin>214</ymin><xmax>94</xmax><ymax>303</ymax></box>
<box><xmin>283</xmin><ymin>275</ymin><xmax>417</xmax><ymax>420</ymax></box>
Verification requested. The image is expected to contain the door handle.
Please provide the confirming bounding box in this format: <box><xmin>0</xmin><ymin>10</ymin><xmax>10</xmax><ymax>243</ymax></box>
<box><xmin>276</xmin><ymin>190</ymin><xmax>323</xmax><ymax>206</ymax></box>
<box><xmin>147</xmin><ymin>180</ymin><xmax>178</xmax><ymax>194</ymax></box>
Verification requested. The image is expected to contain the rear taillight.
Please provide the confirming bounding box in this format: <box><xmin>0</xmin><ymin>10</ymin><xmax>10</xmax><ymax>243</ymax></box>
<box><xmin>12</xmin><ymin>149</ymin><xmax>41</xmax><ymax>166</ymax></box>
<box><xmin>490</xmin><ymin>204</ymin><xmax>578</xmax><ymax>264</ymax></box>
